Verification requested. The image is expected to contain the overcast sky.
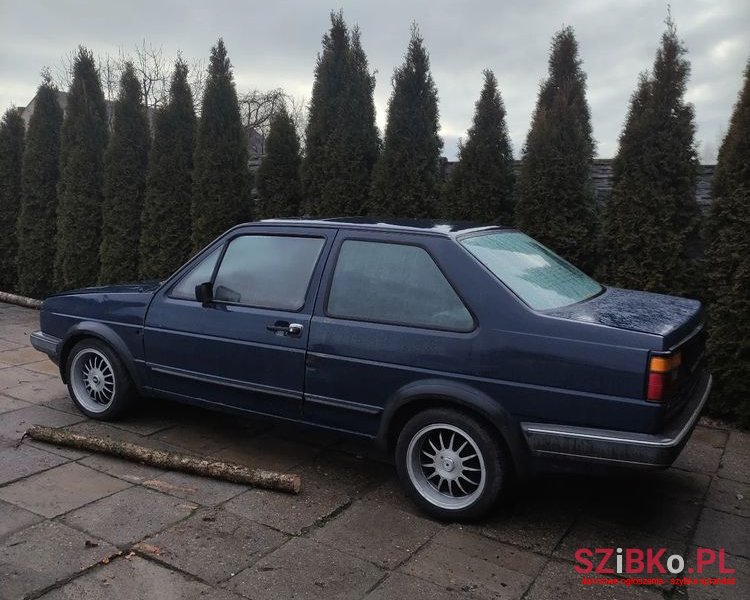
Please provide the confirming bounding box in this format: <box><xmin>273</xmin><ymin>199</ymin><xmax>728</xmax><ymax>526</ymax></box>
<box><xmin>1</xmin><ymin>0</ymin><xmax>748</xmax><ymax>162</ymax></box>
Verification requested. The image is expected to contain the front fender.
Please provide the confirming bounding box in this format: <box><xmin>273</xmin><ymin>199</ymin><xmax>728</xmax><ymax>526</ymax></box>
<box><xmin>59</xmin><ymin>321</ymin><xmax>144</xmax><ymax>392</ymax></box>
<box><xmin>377</xmin><ymin>378</ymin><xmax>530</xmax><ymax>476</ymax></box>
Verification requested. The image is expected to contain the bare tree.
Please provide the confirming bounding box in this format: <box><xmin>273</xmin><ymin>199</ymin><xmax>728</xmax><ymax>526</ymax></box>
<box><xmin>238</xmin><ymin>89</ymin><xmax>307</xmax><ymax>154</ymax></box>
<box><xmin>131</xmin><ymin>40</ymin><xmax>170</xmax><ymax>111</ymax></box>
<box><xmin>188</xmin><ymin>56</ymin><xmax>207</xmax><ymax>111</ymax></box>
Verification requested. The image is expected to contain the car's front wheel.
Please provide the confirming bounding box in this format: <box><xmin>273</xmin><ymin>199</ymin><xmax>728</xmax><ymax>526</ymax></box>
<box><xmin>395</xmin><ymin>407</ymin><xmax>509</xmax><ymax>521</ymax></box>
<box><xmin>66</xmin><ymin>339</ymin><xmax>135</xmax><ymax>420</ymax></box>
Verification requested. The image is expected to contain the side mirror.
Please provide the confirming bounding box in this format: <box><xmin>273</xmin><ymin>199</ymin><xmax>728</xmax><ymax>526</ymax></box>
<box><xmin>195</xmin><ymin>282</ymin><xmax>214</xmax><ymax>307</ymax></box>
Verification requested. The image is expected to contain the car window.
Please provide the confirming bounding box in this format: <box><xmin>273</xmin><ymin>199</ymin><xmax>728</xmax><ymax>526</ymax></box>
<box><xmin>170</xmin><ymin>246</ymin><xmax>221</xmax><ymax>300</ymax></box>
<box><xmin>212</xmin><ymin>235</ymin><xmax>325</xmax><ymax>311</ymax></box>
<box><xmin>460</xmin><ymin>231</ymin><xmax>602</xmax><ymax>310</ymax></box>
<box><xmin>327</xmin><ymin>240</ymin><xmax>474</xmax><ymax>331</ymax></box>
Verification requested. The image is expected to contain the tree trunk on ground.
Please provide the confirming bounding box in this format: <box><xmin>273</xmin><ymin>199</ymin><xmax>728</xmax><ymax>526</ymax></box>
<box><xmin>26</xmin><ymin>425</ymin><xmax>301</xmax><ymax>494</ymax></box>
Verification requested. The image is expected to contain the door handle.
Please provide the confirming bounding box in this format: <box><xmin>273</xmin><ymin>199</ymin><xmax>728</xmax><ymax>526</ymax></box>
<box><xmin>267</xmin><ymin>321</ymin><xmax>304</xmax><ymax>337</ymax></box>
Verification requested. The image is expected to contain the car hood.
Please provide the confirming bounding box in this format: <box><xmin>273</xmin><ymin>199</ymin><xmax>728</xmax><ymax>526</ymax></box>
<box><xmin>42</xmin><ymin>281</ymin><xmax>163</xmax><ymax>326</ymax></box>
<box><xmin>546</xmin><ymin>287</ymin><xmax>702</xmax><ymax>346</ymax></box>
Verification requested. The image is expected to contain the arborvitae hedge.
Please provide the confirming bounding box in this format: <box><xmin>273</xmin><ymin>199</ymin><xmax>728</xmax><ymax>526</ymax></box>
<box><xmin>140</xmin><ymin>60</ymin><xmax>196</xmax><ymax>280</ymax></box>
<box><xmin>99</xmin><ymin>63</ymin><xmax>150</xmax><ymax>284</ymax></box>
<box><xmin>442</xmin><ymin>70</ymin><xmax>514</xmax><ymax>223</ymax></box>
<box><xmin>705</xmin><ymin>61</ymin><xmax>750</xmax><ymax>426</ymax></box>
<box><xmin>370</xmin><ymin>25</ymin><xmax>442</xmax><ymax>218</ymax></box>
<box><xmin>302</xmin><ymin>13</ymin><xmax>380</xmax><ymax>216</ymax></box>
<box><xmin>191</xmin><ymin>39</ymin><xmax>249</xmax><ymax>251</ymax></box>
<box><xmin>255</xmin><ymin>105</ymin><xmax>302</xmax><ymax>218</ymax></box>
<box><xmin>0</xmin><ymin>108</ymin><xmax>25</xmax><ymax>291</ymax></box>
<box><xmin>515</xmin><ymin>27</ymin><xmax>597</xmax><ymax>272</ymax></box>
<box><xmin>17</xmin><ymin>77</ymin><xmax>63</xmax><ymax>298</ymax></box>
<box><xmin>601</xmin><ymin>20</ymin><xmax>701</xmax><ymax>297</ymax></box>
<box><xmin>55</xmin><ymin>47</ymin><xmax>109</xmax><ymax>290</ymax></box>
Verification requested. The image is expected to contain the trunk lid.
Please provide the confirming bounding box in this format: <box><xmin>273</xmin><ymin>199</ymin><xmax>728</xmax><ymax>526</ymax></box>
<box><xmin>546</xmin><ymin>287</ymin><xmax>703</xmax><ymax>348</ymax></box>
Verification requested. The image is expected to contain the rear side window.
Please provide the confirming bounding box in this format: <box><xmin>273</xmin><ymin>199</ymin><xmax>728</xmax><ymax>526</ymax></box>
<box><xmin>327</xmin><ymin>240</ymin><xmax>474</xmax><ymax>331</ymax></box>
<box><xmin>212</xmin><ymin>235</ymin><xmax>325</xmax><ymax>311</ymax></box>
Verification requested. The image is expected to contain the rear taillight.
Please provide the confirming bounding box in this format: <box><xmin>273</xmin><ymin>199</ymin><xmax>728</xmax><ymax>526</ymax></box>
<box><xmin>646</xmin><ymin>352</ymin><xmax>682</xmax><ymax>402</ymax></box>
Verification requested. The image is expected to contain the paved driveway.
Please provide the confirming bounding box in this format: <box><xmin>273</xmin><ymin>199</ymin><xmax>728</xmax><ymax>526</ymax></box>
<box><xmin>0</xmin><ymin>301</ymin><xmax>748</xmax><ymax>599</ymax></box>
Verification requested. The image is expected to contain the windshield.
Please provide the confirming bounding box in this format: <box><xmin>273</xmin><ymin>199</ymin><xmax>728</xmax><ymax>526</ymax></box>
<box><xmin>460</xmin><ymin>231</ymin><xmax>603</xmax><ymax>310</ymax></box>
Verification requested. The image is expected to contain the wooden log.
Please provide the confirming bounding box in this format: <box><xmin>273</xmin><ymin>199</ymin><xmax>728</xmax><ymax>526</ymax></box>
<box><xmin>25</xmin><ymin>425</ymin><xmax>301</xmax><ymax>494</ymax></box>
<box><xmin>0</xmin><ymin>291</ymin><xmax>42</xmax><ymax>309</ymax></box>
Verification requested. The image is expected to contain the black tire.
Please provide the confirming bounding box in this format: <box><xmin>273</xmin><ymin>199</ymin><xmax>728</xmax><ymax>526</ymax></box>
<box><xmin>395</xmin><ymin>407</ymin><xmax>509</xmax><ymax>521</ymax></box>
<box><xmin>65</xmin><ymin>338</ymin><xmax>136</xmax><ymax>420</ymax></box>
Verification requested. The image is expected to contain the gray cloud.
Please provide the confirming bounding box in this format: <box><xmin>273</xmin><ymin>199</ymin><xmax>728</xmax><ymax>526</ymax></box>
<box><xmin>1</xmin><ymin>0</ymin><xmax>748</xmax><ymax>162</ymax></box>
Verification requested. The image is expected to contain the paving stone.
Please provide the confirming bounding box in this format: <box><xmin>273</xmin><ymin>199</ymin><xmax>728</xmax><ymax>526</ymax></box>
<box><xmin>0</xmin><ymin>364</ymin><xmax>53</xmax><ymax>392</ymax></box>
<box><xmin>3</xmin><ymin>376</ymin><xmax>69</xmax><ymax>404</ymax></box>
<box><xmin>42</xmin><ymin>395</ymin><xmax>82</xmax><ymax>415</ymax></box>
<box><xmin>553</xmin><ymin>517</ymin><xmax>687</xmax><ymax>568</ymax></box>
<box><xmin>66</xmin><ymin>420</ymin><xmax>188</xmax><ymax>454</ymax></box>
<box><xmin>524</xmin><ymin>559</ymin><xmax>660</xmax><ymax>599</ymax></box>
<box><xmin>225</xmin><ymin>451</ymin><xmax>390</xmax><ymax>535</ymax></box>
<box><xmin>0</xmin><ymin>499</ymin><xmax>43</xmax><ymax>538</ymax></box>
<box><xmin>694</xmin><ymin>507</ymin><xmax>750</xmax><ymax>560</ymax></box>
<box><xmin>0</xmin><ymin>443</ymin><xmax>68</xmax><ymax>485</ymax></box>
<box><xmin>719</xmin><ymin>448</ymin><xmax>750</xmax><ymax>484</ymax></box>
<box><xmin>686</xmin><ymin>550</ymin><xmax>749</xmax><ymax>600</ymax></box>
<box><xmin>0</xmin><ymin>338</ymin><xmax>23</xmax><ymax>352</ymax></box>
<box><xmin>142</xmin><ymin>471</ymin><xmax>246</xmax><ymax>506</ymax></box>
<box><xmin>136</xmin><ymin>508</ymin><xmax>287</xmax><ymax>583</ymax></box>
<box><xmin>62</xmin><ymin>486</ymin><xmax>198</xmax><ymax>547</ymax></box>
<box><xmin>224</xmin><ymin>537</ymin><xmax>383</xmax><ymax>600</ymax></box>
<box><xmin>0</xmin><ymin>345</ymin><xmax>51</xmax><ymax>366</ymax></box>
<box><xmin>725</xmin><ymin>430</ymin><xmax>750</xmax><ymax>456</ymax></box>
<box><xmin>38</xmin><ymin>555</ymin><xmax>245</xmax><ymax>600</ymax></box>
<box><xmin>364</xmin><ymin>477</ymin><xmax>424</xmax><ymax>516</ymax></box>
<box><xmin>79</xmin><ymin>453</ymin><xmax>166</xmax><ymax>483</ymax></box>
<box><xmin>106</xmin><ymin>413</ymin><xmax>176</xmax><ymax>436</ymax></box>
<box><xmin>0</xmin><ymin>404</ymin><xmax>85</xmax><ymax>446</ymax></box>
<box><xmin>705</xmin><ymin>477</ymin><xmax>750</xmax><ymax>518</ymax></box>
<box><xmin>313</xmin><ymin>500</ymin><xmax>441</xmax><ymax>569</ymax></box>
<box><xmin>212</xmin><ymin>433</ymin><xmax>319</xmax><ymax>472</ymax></box>
<box><xmin>23</xmin><ymin>359</ymin><xmax>62</xmax><ymax>376</ymax></box>
<box><xmin>152</xmin><ymin>421</ymin><xmax>241</xmax><ymax>455</ymax></box>
<box><xmin>472</xmin><ymin>497</ymin><xmax>574</xmax><ymax>555</ymax></box>
<box><xmin>26</xmin><ymin>438</ymin><xmax>90</xmax><ymax>460</ymax></box>
<box><xmin>365</xmin><ymin>572</ymin><xmax>465</xmax><ymax>600</ymax></box>
<box><xmin>401</xmin><ymin>527</ymin><xmax>546</xmax><ymax>600</ymax></box>
<box><xmin>0</xmin><ymin>393</ymin><xmax>30</xmax><ymax>414</ymax></box>
<box><xmin>0</xmin><ymin>462</ymin><xmax>131</xmax><ymax>517</ymax></box>
<box><xmin>0</xmin><ymin>520</ymin><xmax>118</xmax><ymax>600</ymax></box>
<box><xmin>673</xmin><ymin>433</ymin><xmax>725</xmax><ymax>474</ymax></box>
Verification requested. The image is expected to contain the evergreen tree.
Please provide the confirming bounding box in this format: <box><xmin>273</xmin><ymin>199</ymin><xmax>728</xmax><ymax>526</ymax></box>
<box><xmin>55</xmin><ymin>47</ymin><xmax>109</xmax><ymax>289</ymax></box>
<box><xmin>140</xmin><ymin>59</ymin><xmax>196</xmax><ymax>280</ymax></box>
<box><xmin>601</xmin><ymin>18</ymin><xmax>701</xmax><ymax>296</ymax></box>
<box><xmin>442</xmin><ymin>70</ymin><xmax>514</xmax><ymax>223</ymax></box>
<box><xmin>191</xmin><ymin>39</ymin><xmax>249</xmax><ymax>251</ymax></box>
<box><xmin>370</xmin><ymin>25</ymin><xmax>442</xmax><ymax>218</ymax></box>
<box><xmin>255</xmin><ymin>104</ymin><xmax>302</xmax><ymax>218</ymax></box>
<box><xmin>0</xmin><ymin>108</ymin><xmax>25</xmax><ymax>291</ymax></box>
<box><xmin>514</xmin><ymin>27</ymin><xmax>596</xmax><ymax>272</ymax></box>
<box><xmin>704</xmin><ymin>60</ymin><xmax>750</xmax><ymax>425</ymax></box>
<box><xmin>17</xmin><ymin>75</ymin><xmax>63</xmax><ymax>298</ymax></box>
<box><xmin>99</xmin><ymin>63</ymin><xmax>150</xmax><ymax>284</ymax></box>
<box><xmin>302</xmin><ymin>13</ymin><xmax>380</xmax><ymax>216</ymax></box>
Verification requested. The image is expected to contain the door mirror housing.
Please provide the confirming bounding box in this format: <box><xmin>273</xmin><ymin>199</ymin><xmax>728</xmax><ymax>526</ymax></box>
<box><xmin>195</xmin><ymin>282</ymin><xmax>214</xmax><ymax>307</ymax></box>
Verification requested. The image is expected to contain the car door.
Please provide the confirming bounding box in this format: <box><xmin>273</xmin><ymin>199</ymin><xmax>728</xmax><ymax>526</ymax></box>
<box><xmin>304</xmin><ymin>230</ymin><xmax>479</xmax><ymax>435</ymax></box>
<box><xmin>144</xmin><ymin>225</ymin><xmax>335</xmax><ymax>419</ymax></box>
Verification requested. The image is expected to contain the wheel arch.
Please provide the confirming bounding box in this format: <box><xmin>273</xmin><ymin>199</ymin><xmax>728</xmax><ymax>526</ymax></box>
<box><xmin>59</xmin><ymin>322</ymin><xmax>143</xmax><ymax>392</ymax></box>
<box><xmin>376</xmin><ymin>379</ymin><xmax>531</xmax><ymax>476</ymax></box>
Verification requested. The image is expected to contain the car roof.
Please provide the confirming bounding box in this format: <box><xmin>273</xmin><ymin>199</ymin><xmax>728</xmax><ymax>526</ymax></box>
<box><xmin>256</xmin><ymin>217</ymin><xmax>506</xmax><ymax>238</ymax></box>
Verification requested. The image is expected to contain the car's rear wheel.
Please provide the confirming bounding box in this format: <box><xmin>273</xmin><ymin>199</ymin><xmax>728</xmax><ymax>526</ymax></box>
<box><xmin>395</xmin><ymin>407</ymin><xmax>508</xmax><ymax>521</ymax></box>
<box><xmin>66</xmin><ymin>339</ymin><xmax>135</xmax><ymax>420</ymax></box>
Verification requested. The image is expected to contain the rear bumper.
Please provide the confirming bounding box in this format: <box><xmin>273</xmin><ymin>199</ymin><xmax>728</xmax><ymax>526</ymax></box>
<box><xmin>520</xmin><ymin>371</ymin><xmax>712</xmax><ymax>468</ymax></box>
<box><xmin>30</xmin><ymin>331</ymin><xmax>61</xmax><ymax>363</ymax></box>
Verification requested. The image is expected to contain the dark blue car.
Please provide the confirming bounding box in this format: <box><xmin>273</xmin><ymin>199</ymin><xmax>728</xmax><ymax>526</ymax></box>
<box><xmin>30</xmin><ymin>218</ymin><xmax>711</xmax><ymax>519</ymax></box>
